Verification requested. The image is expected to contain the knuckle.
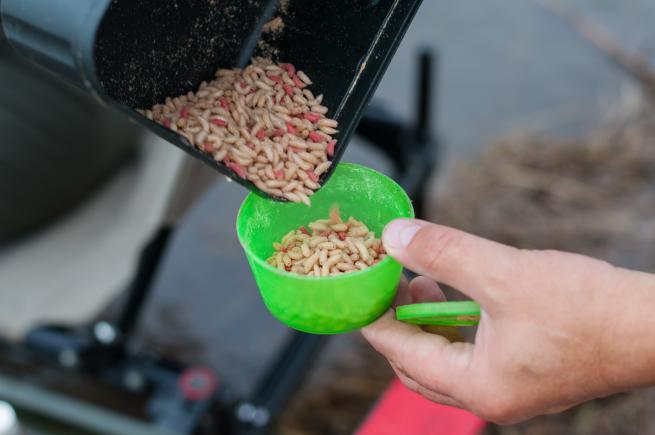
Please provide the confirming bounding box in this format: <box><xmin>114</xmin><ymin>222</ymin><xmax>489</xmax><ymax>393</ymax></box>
<box><xmin>411</xmin><ymin>226</ymin><xmax>464</xmax><ymax>273</ymax></box>
<box><xmin>361</xmin><ymin>323</ymin><xmax>385</xmax><ymax>349</ymax></box>
<box><xmin>398</xmin><ymin>376</ymin><xmax>419</xmax><ymax>393</ymax></box>
<box><xmin>471</xmin><ymin>392</ymin><xmax>520</xmax><ymax>424</ymax></box>
<box><xmin>423</xmin><ymin>378</ymin><xmax>448</xmax><ymax>395</ymax></box>
<box><xmin>480</xmin><ymin>407</ymin><xmax>515</xmax><ymax>425</ymax></box>
<box><xmin>361</xmin><ymin>318</ymin><xmax>402</xmax><ymax>358</ymax></box>
<box><xmin>359</xmin><ymin>325</ymin><xmax>376</xmax><ymax>343</ymax></box>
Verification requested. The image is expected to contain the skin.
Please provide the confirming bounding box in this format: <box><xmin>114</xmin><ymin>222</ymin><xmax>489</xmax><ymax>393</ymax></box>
<box><xmin>361</xmin><ymin>218</ymin><xmax>655</xmax><ymax>424</ymax></box>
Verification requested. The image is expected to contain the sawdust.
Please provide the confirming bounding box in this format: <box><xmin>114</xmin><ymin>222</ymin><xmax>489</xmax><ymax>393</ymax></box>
<box><xmin>263</xmin><ymin>16</ymin><xmax>285</xmax><ymax>34</ymax></box>
<box><xmin>257</xmin><ymin>39</ymin><xmax>279</xmax><ymax>58</ymax></box>
<box><xmin>95</xmin><ymin>0</ymin><xmax>290</xmax><ymax>106</ymax></box>
<box><xmin>279</xmin><ymin>0</ymin><xmax>290</xmax><ymax>14</ymax></box>
<box><xmin>433</xmin><ymin>105</ymin><xmax>655</xmax><ymax>270</ymax></box>
<box><xmin>255</xmin><ymin>0</ymin><xmax>289</xmax><ymax>59</ymax></box>
<box><xmin>95</xmin><ymin>0</ymin><xmax>268</xmax><ymax>108</ymax></box>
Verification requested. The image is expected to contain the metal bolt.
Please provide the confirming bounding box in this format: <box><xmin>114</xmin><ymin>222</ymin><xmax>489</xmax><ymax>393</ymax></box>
<box><xmin>58</xmin><ymin>348</ymin><xmax>78</xmax><ymax>368</ymax></box>
<box><xmin>93</xmin><ymin>321</ymin><xmax>118</xmax><ymax>345</ymax></box>
<box><xmin>123</xmin><ymin>369</ymin><xmax>146</xmax><ymax>392</ymax></box>
<box><xmin>252</xmin><ymin>407</ymin><xmax>270</xmax><ymax>427</ymax></box>
<box><xmin>235</xmin><ymin>402</ymin><xmax>270</xmax><ymax>427</ymax></box>
<box><xmin>0</xmin><ymin>401</ymin><xmax>20</xmax><ymax>435</ymax></box>
<box><xmin>235</xmin><ymin>402</ymin><xmax>256</xmax><ymax>422</ymax></box>
<box><xmin>189</xmin><ymin>376</ymin><xmax>207</xmax><ymax>390</ymax></box>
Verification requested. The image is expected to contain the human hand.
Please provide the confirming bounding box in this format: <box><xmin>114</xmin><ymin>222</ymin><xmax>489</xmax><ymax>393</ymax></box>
<box><xmin>362</xmin><ymin>219</ymin><xmax>655</xmax><ymax>423</ymax></box>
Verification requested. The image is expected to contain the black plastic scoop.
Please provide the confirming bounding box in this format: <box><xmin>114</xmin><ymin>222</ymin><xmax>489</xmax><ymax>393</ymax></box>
<box><xmin>1</xmin><ymin>0</ymin><xmax>422</xmax><ymax>199</ymax></box>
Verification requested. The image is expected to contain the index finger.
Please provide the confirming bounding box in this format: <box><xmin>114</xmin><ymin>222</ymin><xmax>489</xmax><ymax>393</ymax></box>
<box><xmin>362</xmin><ymin>310</ymin><xmax>473</xmax><ymax>399</ymax></box>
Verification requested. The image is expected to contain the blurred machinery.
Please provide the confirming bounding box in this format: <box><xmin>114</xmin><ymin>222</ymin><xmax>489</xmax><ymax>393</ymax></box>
<box><xmin>0</xmin><ymin>1</ymin><xmax>438</xmax><ymax>433</ymax></box>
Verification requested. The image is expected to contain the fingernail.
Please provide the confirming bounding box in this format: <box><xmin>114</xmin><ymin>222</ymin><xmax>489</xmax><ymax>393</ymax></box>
<box><xmin>384</xmin><ymin>219</ymin><xmax>421</xmax><ymax>250</ymax></box>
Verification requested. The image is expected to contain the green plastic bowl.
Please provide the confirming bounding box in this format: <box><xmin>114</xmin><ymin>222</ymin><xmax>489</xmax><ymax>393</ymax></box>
<box><xmin>236</xmin><ymin>163</ymin><xmax>414</xmax><ymax>334</ymax></box>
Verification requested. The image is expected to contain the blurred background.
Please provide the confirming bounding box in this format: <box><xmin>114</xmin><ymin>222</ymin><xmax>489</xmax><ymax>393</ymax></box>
<box><xmin>2</xmin><ymin>0</ymin><xmax>655</xmax><ymax>434</ymax></box>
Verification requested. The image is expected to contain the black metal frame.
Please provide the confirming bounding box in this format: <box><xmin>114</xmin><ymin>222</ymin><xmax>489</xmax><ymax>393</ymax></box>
<box><xmin>357</xmin><ymin>50</ymin><xmax>438</xmax><ymax>218</ymax></box>
<box><xmin>0</xmin><ymin>49</ymin><xmax>439</xmax><ymax>435</ymax></box>
<box><xmin>1</xmin><ymin>0</ymin><xmax>424</xmax><ymax>201</ymax></box>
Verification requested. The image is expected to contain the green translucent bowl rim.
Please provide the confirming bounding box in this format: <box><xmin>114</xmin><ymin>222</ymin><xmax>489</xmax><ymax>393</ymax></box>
<box><xmin>236</xmin><ymin>163</ymin><xmax>415</xmax><ymax>281</ymax></box>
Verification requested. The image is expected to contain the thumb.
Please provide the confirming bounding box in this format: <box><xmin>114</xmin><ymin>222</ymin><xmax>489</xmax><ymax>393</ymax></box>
<box><xmin>383</xmin><ymin>219</ymin><xmax>520</xmax><ymax>305</ymax></box>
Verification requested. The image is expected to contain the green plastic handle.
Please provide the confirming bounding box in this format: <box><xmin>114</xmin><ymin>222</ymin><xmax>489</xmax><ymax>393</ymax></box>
<box><xmin>396</xmin><ymin>301</ymin><xmax>481</xmax><ymax>326</ymax></box>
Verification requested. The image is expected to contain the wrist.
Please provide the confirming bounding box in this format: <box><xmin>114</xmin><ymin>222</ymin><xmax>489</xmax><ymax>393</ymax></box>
<box><xmin>599</xmin><ymin>266</ymin><xmax>655</xmax><ymax>390</ymax></box>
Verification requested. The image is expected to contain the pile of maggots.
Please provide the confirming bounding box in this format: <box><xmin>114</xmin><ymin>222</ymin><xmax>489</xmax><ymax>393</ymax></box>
<box><xmin>139</xmin><ymin>57</ymin><xmax>338</xmax><ymax>206</ymax></box>
<box><xmin>267</xmin><ymin>208</ymin><xmax>387</xmax><ymax>277</ymax></box>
